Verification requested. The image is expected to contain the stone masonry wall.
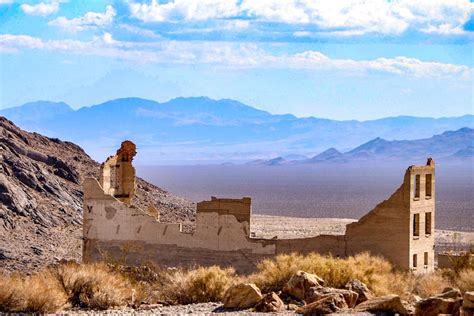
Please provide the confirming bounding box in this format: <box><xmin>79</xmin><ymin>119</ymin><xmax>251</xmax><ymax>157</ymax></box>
<box><xmin>83</xmin><ymin>142</ymin><xmax>435</xmax><ymax>273</ymax></box>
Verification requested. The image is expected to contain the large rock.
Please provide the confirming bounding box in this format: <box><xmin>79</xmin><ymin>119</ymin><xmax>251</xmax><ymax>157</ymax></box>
<box><xmin>223</xmin><ymin>283</ymin><xmax>263</xmax><ymax>309</ymax></box>
<box><xmin>415</xmin><ymin>297</ymin><xmax>462</xmax><ymax>316</ymax></box>
<box><xmin>345</xmin><ymin>279</ymin><xmax>373</xmax><ymax>304</ymax></box>
<box><xmin>254</xmin><ymin>292</ymin><xmax>284</xmax><ymax>312</ymax></box>
<box><xmin>401</xmin><ymin>292</ymin><xmax>422</xmax><ymax>304</ymax></box>
<box><xmin>438</xmin><ymin>287</ymin><xmax>462</xmax><ymax>299</ymax></box>
<box><xmin>415</xmin><ymin>290</ymin><xmax>463</xmax><ymax>316</ymax></box>
<box><xmin>305</xmin><ymin>286</ymin><xmax>358</xmax><ymax>308</ymax></box>
<box><xmin>283</xmin><ymin>271</ymin><xmax>325</xmax><ymax>301</ymax></box>
<box><xmin>296</xmin><ymin>293</ymin><xmax>348</xmax><ymax>315</ymax></box>
<box><xmin>464</xmin><ymin>291</ymin><xmax>474</xmax><ymax>309</ymax></box>
<box><xmin>355</xmin><ymin>294</ymin><xmax>412</xmax><ymax>315</ymax></box>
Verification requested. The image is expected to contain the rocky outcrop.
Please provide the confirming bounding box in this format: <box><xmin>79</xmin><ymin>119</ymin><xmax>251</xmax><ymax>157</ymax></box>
<box><xmin>464</xmin><ymin>291</ymin><xmax>474</xmax><ymax>310</ymax></box>
<box><xmin>254</xmin><ymin>292</ymin><xmax>284</xmax><ymax>312</ymax></box>
<box><xmin>282</xmin><ymin>271</ymin><xmax>324</xmax><ymax>301</ymax></box>
<box><xmin>354</xmin><ymin>294</ymin><xmax>412</xmax><ymax>315</ymax></box>
<box><xmin>415</xmin><ymin>288</ymin><xmax>463</xmax><ymax>316</ymax></box>
<box><xmin>305</xmin><ymin>286</ymin><xmax>358</xmax><ymax>308</ymax></box>
<box><xmin>0</xmin><ymin>116</ymin><xmax>195</xmax><ymax>272</ymax></box>
<box><xmin>296</xmin><ymin>293</ymin><xmax>348</xmax><ymax>315</ymax></box>
<box><xmin>345</xmin><ymin>279</ymin><xmax>373</xmax><ymax>304</ymax></box>
<box><xmin>223</xmin><ymin>283</ymin><xmax>263</xmax><ymax>309</ymax></box>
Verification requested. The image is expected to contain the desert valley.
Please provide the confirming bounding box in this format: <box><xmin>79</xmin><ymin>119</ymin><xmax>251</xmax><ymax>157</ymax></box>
<box><xmin>1</xmin><ymin>0</ymin><xmax>473</xmax><ymax>313</ymax></box>
<box><xmin>0</xmin><ymin>111</ymin><xmax>473</xmax><ymax>314</ymax></box>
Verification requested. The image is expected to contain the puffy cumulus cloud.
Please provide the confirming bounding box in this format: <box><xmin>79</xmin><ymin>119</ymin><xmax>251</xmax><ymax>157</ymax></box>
<box><xmin>21</xmin><ymin>2</ymin><xmax>59</xmax><ymax>16</ymax></box>
<box><xmin>48</xmin><ymin>5</ymin><xmax>115</xmax><ymax>31</ymax></box>
<box><xmin>128</xmin><ymin>0</ymin><xmax>472</xmax><ymax>36</ymax></box>
<box><xmin>0</xmin><ymin>33</ymin><xmax>471</xmax><ymax>78</ymax></box>
<box><xmin>129</xmin><ymin>0</ymin><xmax>240</xmax><ymax>22</ymax></box>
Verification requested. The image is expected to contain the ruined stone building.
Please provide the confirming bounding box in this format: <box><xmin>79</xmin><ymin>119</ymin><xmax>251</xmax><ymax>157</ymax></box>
<box><xmin>83</xmin><ymin>141</ymin><xmax>435</xmax><ymax>273</ymax></box>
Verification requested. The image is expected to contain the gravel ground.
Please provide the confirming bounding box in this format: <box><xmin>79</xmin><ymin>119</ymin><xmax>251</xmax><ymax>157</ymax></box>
<box><xmin>60</xmin><ymin>302</ymin><xmax>376</xmax><ymax>315</ymax></box>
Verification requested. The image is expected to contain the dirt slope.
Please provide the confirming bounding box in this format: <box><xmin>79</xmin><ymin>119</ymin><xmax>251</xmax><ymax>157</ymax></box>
<box><xmin>0</xmin><ymin>117</ymin><xmax>195</xmax><ymax>272</ymax></box>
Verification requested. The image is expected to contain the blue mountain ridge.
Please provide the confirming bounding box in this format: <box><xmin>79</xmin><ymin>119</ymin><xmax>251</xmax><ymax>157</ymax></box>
<box><xmin>1</xmin><ymin>97</ymin><xmax>473</xmax><ymax>163</ymax></box>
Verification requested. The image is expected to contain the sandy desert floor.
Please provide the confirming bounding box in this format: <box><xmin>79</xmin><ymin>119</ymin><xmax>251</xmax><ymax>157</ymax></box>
<box><xmin>250</xmin><ymin>215</ymin><xmax>474</xmax><ymax>250</ymax></box>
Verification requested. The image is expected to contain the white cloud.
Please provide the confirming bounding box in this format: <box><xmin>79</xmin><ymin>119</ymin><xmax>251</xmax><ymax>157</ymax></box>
<box><xmin>0</xmin><ymin>33</ymin><xmax>471</xmax><ymax>79</ymax></box>
<box><xmin>119</xmin><ymin>24</ymin><xmax>162</xmax><ymax>39</ymax></box>
<box><xmin>128</xmin><ymin>0</ymin><xmax>472</xmax><ymax>36</ymax></box>
<box><xmin>21</xmin><ymin>2</ymin><xmax>59</xmax><ymax>16</ymax></box>
<box><xmin>0</xmin><ymin>0</ymin><xmax>13</xmax><ymax>4</ymax></box>
<box><xmin>48</xmin><ymin>5</ymin><xmax>115</xmax><ymax>31</ymax></box>
<box><xmin>129</xmin><ymin>0</ymin><xmax>239</xmax><ymax>22</ymax></box>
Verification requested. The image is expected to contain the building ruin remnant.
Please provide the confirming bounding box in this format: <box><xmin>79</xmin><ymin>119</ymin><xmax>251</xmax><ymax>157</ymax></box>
<box><xmin>98</xmin><ymin>140</ymin><xmax>136</xmax><ymax>206</ymax></box>
<box><xmin>83</xmin><ymin>141</ymin><xmax>435</xmax><ymax>273</ymax></box>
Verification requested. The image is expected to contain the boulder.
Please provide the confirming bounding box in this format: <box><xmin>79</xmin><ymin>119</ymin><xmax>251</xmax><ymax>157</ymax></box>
<box><xmin>355</xmin><ymin>294</ymin><xmax>412</xmax><ymax>315</ymax></box>
<box><xmin>438</xmin><ymin>287</ymin><xmax>462</xmax><ymax>299</ymax></box>
<box><xmin>296</xmin><ymin>293</ymin><xmax>348</xmax><ymax>315</ymax></box>
<box><xmin>283</xmin><ymin>271</ymin><xmax>325</xmax><ymax>300</ymax></box>
<box><xmin>254</xmin><ymin>292</ymin><xmax>285</xmax><ymax>312</ymax></box>
<box><xmin>401</xmin><ymin>292</ymin><xmax>422</xmax><ymax>304</ymax></box>
<box><xmin>415</xmin><ymin>296</ymin><xmax>462</xmax><ymax>316</ymax></box>
<box><xmin>223</xmin><ymin>283</ymin><xmax>263</xmax><ymax>309</ymax></box>
<box><xmin>305</xmin><ymin>286</ymin><xmax>358</xmax><ymax>308</ymax></box>
<box><xmin>345</xmin><ymin>279</ymin><xmax>373</xmax><ymax>304</ymax></box>
<box><xmin>464</xmin><ymin>291</ymin><xmax>474</xmax><ymax>309</ymax></box>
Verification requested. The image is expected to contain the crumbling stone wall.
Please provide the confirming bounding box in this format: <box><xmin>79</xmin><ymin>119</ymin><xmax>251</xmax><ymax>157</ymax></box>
<box><xmin>345</xmin><ymin>159</ymin><xmax>435</xmax><ymax>272</ymax></box>
<box><xmin>99</xmin><ymin>141</ymin><xmax>136</xmax><ymax>205</ymax></box>
<box><xmin>83</xmin><ymin>142</ymin><xmax>435</xmax><ymax>273</ymax></box>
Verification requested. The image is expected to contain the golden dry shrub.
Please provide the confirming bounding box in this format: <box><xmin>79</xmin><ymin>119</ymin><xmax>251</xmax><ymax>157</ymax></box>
<box><xmin>412</xmin><ymin>271</ymin><xmax>450</xmax><ymax>298</ymax></box>
<box><xmin>186</xmin><ymin>266</ymin><xmax>237</xmax><ymax>302</ymax></box>
<box><xmin>0</xmin><ymin>271</ymin><xmax>66</xmax><ymax>313</ymax></box>
<box><xmin>159</xmin><ymin>266</ymin><xmax>237</xmax><ymax>304</ymax></box>
<box><xmin>20</xmin><ymin>271</ymin><xmax>68</xmax><ymax>312</ymax></box>
<box><xmin>0</xmin><ymin>273</ymin><xmax>22</xmax><ymax>312</ymax></box>
<box><xmin>50</xmin><ymin>261</ymin><xmax>133</xmax><ymax>309</ymax></box>
<box><xmin>456</xmin><ymin>268</ymin><xmax>474</xmax><ymax>293</ymax></box>
<box><xmin>249</xmin><ymin>253</ymin><xmax>303</xmax><ymax>292</ymax></box>
<box><xmin>250</xmin><ymin>252</ymin><xmax>398</xmax><ymax>293</ymax></box>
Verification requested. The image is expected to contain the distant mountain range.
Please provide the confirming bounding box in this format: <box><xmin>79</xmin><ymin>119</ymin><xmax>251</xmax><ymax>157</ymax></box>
<box><xmin>1</xmin><ymin>97</ymin><xmax>473</xmax><ymax>163</ymax></box>
<box><xmin>247</xmin><ymin>127</ymin><xmax>474</xmax><ymax>165</ymax></box>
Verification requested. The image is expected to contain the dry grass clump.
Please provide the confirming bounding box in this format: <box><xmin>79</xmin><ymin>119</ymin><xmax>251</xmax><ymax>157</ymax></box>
<box><xmin>455</xmin><ymin>268</ymin><xmax>474</xmax><ymax>292</ymax></box>
<box><xmin>410</xmin><ymin>271</ymin><xmax>450</xmax><ymax>298</ymax></box>
<box><xmin>51</xmin><ymin>261</ymin><xmax>133</xmax><ymax>309</ymax></box>
<box><xmin>159</xmin><ymin>266</ymin><xmax>237</xmax><ymax>304</ymax></box>
<box><xmin>0</xmin><ymin>271</ymin><xmax>66</xmax><ymax>313</ymax></box>
<box><xmin>249</xmin><ymin>252</ymin><xmax>398</xmax><ymax>293</ymax></box>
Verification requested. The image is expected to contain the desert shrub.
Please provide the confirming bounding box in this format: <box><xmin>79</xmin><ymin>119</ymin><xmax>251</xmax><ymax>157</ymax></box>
<box><xmin>410</xmin><ymin>271</ymin><xmax>450</xmax><ymax>298</ymax></box>
<box><xmin>159</xmin><ymin>266</ymin><xmax>237</xmax><ymax>304</ymax></box>
<box><xmin>50</xmin><ymin>261</ymin><xmax>133</xmax><ymax>309</ymax></box>
<box><xmin>250</xmin><ymin>252</ymin><xmax>401</xmax><ymax>293</ymax></box>
<box><xmin>0</xmin><ymin>273</ymin><xmax>22</xmax><ymax>312</ymax></box>
<box><xmin>0</xmin><ymin>271</ymin><xmax>66</xmax><ymax>313</ymax></box>
<box><xmin>20</xmin><ymin>271</ymin><xmax>68</xmax><ymax>312</ymax></box>
<box><xmin>455</xmin><ymin>268</ymin><xmax>474</xmax><ymax>293</ymax></box>
<box><xmin>367</xmin><ymin>271</ymin><xmax>413</xmax><ymax>296</ymax></box>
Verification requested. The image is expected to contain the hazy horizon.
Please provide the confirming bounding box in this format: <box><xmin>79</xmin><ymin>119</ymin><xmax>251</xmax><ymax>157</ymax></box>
<box><xmin>3</xmin><ymin>97</ymin><xmax>474</xmax><ymax>122</ymax></box>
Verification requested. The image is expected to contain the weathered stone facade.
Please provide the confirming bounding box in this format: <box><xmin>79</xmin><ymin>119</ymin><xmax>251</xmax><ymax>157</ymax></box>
<box><xmin>83</xmin><ymin>141</ymin><xmax>435</xmax><ymax>273</ymax></box>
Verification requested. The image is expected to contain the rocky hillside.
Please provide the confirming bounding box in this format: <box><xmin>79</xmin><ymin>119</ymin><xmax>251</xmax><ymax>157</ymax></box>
<box><xmin>0</xmin><ymin>117</ymin><xmax>195</xmax><ymax>272</ymax></box>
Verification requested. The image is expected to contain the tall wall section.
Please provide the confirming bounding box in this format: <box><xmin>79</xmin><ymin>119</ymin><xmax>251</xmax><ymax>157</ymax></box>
<box><xmin>345</xmin><ymin>159</ymin><xmax>435</xmax><ymax>272</ymax></box>
<box><xmin>83</xmin><ymin>141</ymin><xmax>435</xmax><ymax>273</ymax></box>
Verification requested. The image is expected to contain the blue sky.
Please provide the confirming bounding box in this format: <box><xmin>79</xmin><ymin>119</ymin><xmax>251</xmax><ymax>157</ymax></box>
<box><xmin>0</xmin><ymin>0</ymin><xmax>472</xmax><ymax>120</ymax></box>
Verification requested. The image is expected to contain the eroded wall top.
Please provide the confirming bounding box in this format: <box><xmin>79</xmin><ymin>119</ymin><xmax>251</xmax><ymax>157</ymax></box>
<box><xmin>99</xmin><ymin>141</ymin><xmax>137</xmax><ymax>205</ymax></box>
